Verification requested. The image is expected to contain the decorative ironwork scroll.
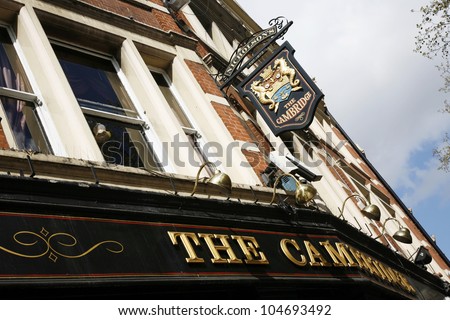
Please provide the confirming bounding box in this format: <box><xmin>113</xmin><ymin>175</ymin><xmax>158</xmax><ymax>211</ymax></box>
<box><xmin>217</xmin><ymin>17</ymin><xmax>292</xmax><ymax>87</ymax></box>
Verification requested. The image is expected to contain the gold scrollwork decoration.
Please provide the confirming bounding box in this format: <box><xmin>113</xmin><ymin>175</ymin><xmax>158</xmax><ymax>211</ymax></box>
<box><xmin>0</xmin><ymin>227</ymin><xmax>124</xmax><ymax>262</ymax></box>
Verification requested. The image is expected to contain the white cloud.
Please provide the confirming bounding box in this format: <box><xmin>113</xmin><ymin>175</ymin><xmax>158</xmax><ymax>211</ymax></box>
<box><xmin>276</xmin><ymin>0</ymin><xmax>450</xmax><ymax>188</ymax></box>
<box><xmin>401</xmin><ymin>156</ymin><xmax>450</xmax><ymax>207</ymax></box>
<box><xmin>237</xmin><ymin>0</ymin><xmax>450</xmax><ymax>256</ymax></box>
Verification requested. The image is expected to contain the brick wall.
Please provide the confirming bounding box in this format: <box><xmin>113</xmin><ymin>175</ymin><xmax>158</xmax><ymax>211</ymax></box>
<box><xmin>0</xmin><ymin>124</ymin><xmax>8</xmax><ymax>149</ymax></box>
<box><xmin>152</xmin><ymin>7</ymin><xmax>183</xmax><ymax>33</ymax></box>
<box><xmin>331</xmin><ymin>126</ymin><xmax>407</xmax><ymax>218</ymax></box>
<box><xmin>245</xmin><ymin>119</ymin><xmax>272</xmax><ymax>154</ymax></box>
<box><xmin>210</xmin><ymin>102</ymin><xmax>251</xmax><ymax>142</ymax></box>
<box><xmin>195</xmin><ymin>41</ymin><xmax>210</xmax><ymax>60</ymax></box>
<box><xmin>146</xmin><ymin>0</ymin><xmax>164</xmax><ymax>6</ymax></box>
<box><xmin>242</xmin><ymin>149</ymin><xmax>268</xmax><ymax>177</ymax></box>
<box><xmin>184</xmin><ymin>60</ymin><xmax>222</xmax><ymax>96</ymax></box>
<box><xmin>81</xmin><ymin>0</ymin><xmax>182</xmax><ymax>34</ymax></box>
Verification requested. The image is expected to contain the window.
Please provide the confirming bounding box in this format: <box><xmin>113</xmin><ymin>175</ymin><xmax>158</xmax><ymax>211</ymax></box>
<box><xmin>150</xmin><ymin>69</ymin><xmax>212</xmax><ymax>174</ymax></box>
<box><xmin>0</xmin><ymin>26</ymin><xmax>51</xmax><ymax>153</ymax></box>
<box><xmin>53</xmin><ymin>43</ymin><xmax>160</xmax><ymax>170</ymax></box>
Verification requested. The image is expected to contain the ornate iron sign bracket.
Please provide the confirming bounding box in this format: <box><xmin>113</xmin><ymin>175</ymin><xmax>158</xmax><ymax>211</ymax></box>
<box><xmin>217</xmin><ymin>17</ymin><xmax>293</xmax><ymax>89</ymax></box>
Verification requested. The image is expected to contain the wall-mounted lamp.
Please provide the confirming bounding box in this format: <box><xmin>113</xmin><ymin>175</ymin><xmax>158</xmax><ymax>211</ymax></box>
<box><xmin>337</xmin><ymin>194</ymin><xmax>381</xmax><ymax>221</ymax></box>
<box><xmin>191</xmin><ymin>161</ymin><xmax>232</xmax><ymax>197</ymax></box>
<box><xmin>374</xmin><ymin>217</ymin><xmax>413</xmax><ymax>244</ymax></box>
<box><xmin>269</xmin><ymin>173</ymin><xmax>317</xmax><ymax>206</ymax></box>
<box><xmin>414</xmin><ymin>246</ymin><xmax>432</xmax><ymax>269</ymax></box>
<box><xmin>93</xmin><ymin>123</ymin><xmax>111</xmax><ymax>144</ymax></box>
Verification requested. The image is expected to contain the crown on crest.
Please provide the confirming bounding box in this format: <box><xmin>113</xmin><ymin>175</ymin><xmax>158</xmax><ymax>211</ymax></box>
<box><xmin>260</xmin><ymin>65</ymin><xmax>275</xmax><ymax>79</ymax></box>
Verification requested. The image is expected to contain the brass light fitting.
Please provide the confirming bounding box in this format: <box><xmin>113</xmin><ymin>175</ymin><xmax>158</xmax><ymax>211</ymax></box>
<box><xmin>269</xmin><ymin>173</ymin><xmax>317</xmax><ymax>206</ymax></box>
<box><xmin>190</xmin><ymin>161</ymin><xmax>232</xmax><ymax>197</ymax></box>
<box><xmin>375</xmin><ymin>217</ymin><xmax>413</xmax><ymax>244</ymax></box>
<box><xmin>93</xmin><ymin>123</ymin><xmax>111</xmax><ymax>144</ymax></box>
<box><xmin>338</xmin><ymin>194</ymin><xmax>381</xmax><ymax>221</ymax></box>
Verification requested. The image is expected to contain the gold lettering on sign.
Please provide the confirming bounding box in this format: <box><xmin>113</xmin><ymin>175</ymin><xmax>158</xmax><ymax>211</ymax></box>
<box><xmin>198</xmin><ymin>234</ymin><xmax>243</xmax><ymax>264</ymax></box>
<box><xmin>304</xmin><ymin>241</ymin><xmax>331</xmax><ymax>267</ymax></box>
<box><xmin>319</xmin><ymin>241</ymin><xmax>358</xmax><ymax>267</ymax></box>
<box><xmin>373</xmin><ymin>260</ymin><xmax>394</xmax><ymax>284</ymax></box>
<box><xmin>361</xmin><ymin>254</ymin><xmax>383</xmax><ymax>278</ymax></box>
<box><xmin>276</xmin><ymin>92</ymin><xmax>312</xmax><ymax>125</ymax></box>
<box><xmin>280</xmin><ymin>239</ymin><xmax>307</xmax><ymax>266</ymax></box>
<box><xmin>167</xmin><ymin>231</ymin><xmax>416</xmax><ymax>295</ymax></box>
<box><xmin>231</xmin><ymin>235</ymin><xmax>269</xmax><ymax>265</ymax></box>
<box><xmin>348</xmin><ymin>246</ymin><xmax>369</xmax><ymax>270</ymax></box>
<box><xmin>398</xmin><ymin>273</ymin><xmax>416</xmax><ymax>293</ymax></box>
<box><xmin>370</xmin><ymin>259</ymin><xmax>388</xmax><ymax>281</ymax></box>
<box><xmin>167</xmin><ymin>232</ymin><xmax>204</xmax><ymax>263</ymax></box>
<box><xmin>347</xmin><ymin>245</ymin><xmax>416</xmax><ymax>294</ymax></box>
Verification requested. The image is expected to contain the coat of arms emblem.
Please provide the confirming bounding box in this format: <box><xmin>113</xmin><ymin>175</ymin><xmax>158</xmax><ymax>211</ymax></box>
<box><xmin>250</xmin><ymin>57</ymin><xmax>302</xmax><ymax>113</ymax></box>
<box><xmin>238</xmin><ymin>42</ymin><xmax>323</xmax><ymax>136</ymax></box>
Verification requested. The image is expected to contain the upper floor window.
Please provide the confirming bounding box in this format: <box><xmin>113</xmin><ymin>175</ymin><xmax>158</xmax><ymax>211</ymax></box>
<box><xmin>53</xmin><ymin>43</ymin><xmax>161</xmax><ymax>170</ymax></box>
<box><xmin>0</xmin><ymin>26</ymin><xmax>51</xmax><ymax>153</ymax></box>
<box><xmin>150</xmin><ymin>68</ymin><xmax>212</xmax><ymax>174</ymax></box>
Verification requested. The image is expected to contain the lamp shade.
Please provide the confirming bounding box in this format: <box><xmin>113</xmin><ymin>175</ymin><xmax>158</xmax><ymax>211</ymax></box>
<box><xmin>414</xmin><ymin>246</ymin><xmax>432</xmax><ymax>266</ymax></box>
<box><xmin>208</xmin><ymin>169</ymin><xmax>232</xmax><ymax>195</ymax></box>
<box><xmin>393</xmin><ymin>227</ymin><xmax>413</xmax><ymax>244</ymax></box>
<box><xmin>361</xmin><ymin>204</ymin><xmax>381</xmax><ymax>221</ymax></box>
<box><xmin>191</xmin><ymin>162</ymin><xmax>232</xmax><ymax>197</ymax></box>
<box><xmin>269</xmin><ymin>173</ymin><xmax>317</xmax><ymax>207</ymax></box>
<box><xmin>295</xmin><ymin>182</ymin><xmax>317</xmax><ymax>205</ymax></box>
<box><xmin>93</xmin><ymin>123</ymin><xmax>111</xmax><ymax>144</ymax></box>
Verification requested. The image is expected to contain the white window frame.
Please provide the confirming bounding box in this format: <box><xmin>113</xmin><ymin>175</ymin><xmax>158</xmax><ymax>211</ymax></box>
<box><xmin>52</xmin><ymin>41</ymin><xmax>168</xmax><ymax>171</ymax></box>
<box><xmin>0</xmin><ymin>24</ymin><xmax>64</xmax><ymax>155</ymax></box>
<box><xmin>148</xmin><ymin>66</ymin><xmax>214</xmax><ymax>171</ymax></box>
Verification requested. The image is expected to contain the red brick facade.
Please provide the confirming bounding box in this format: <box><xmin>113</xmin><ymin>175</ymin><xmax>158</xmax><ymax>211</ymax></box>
<box><xmin>184</xmin><ymin>60</ymin><xmax>223</xmax><ymax>96</ymax></box>
<box><xmin>241</xmin><ymin>149</ymin><xmax>268</xmax><ymax>177</ymax></box>
<box><xmin>245</xmin><ymin>119</ymin><xmax>272</xmax><ymax>155</ymax></box>
<box><xmin>80</xmin><ymin>0</ymin><xmax>182</xmax><ymax>34</ymax></box>
<box><xmin>211</xmin><ymin>102</ymin><xmax>251</xmax><ymax>142</ymax></box>
<box><xmin>0</xmin><ymin>125</ymin><xmax>8</xmax><ymax>149</ymax></box>
<box><xmin>210</xmin><ymin>101</ymin><xmax>269</xmax><ymax>178</ymax></box>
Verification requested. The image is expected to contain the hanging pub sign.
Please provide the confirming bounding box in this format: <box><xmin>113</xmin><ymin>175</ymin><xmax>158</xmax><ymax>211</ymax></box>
<box><xmin>237</xmin><ymin>42</ymin><xmax>324</xmax><ymax>136</ymax></box>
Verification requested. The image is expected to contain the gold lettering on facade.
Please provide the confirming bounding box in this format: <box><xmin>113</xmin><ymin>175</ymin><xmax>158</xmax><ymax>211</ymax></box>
<box><xmin>397</xmin><ymin>273</ymin><xmax>416</xmax><ymax>293</ymax></box>
<box><xmin>347</xmin><ymin>245</ymin><xmax>416</xmax><ymax>294</ymax></box>
<box><xmin>198</xmin><ymin>234</ymin><xmax>243</xmax><ymax>264</ymax></box>
<box><xmin>280</xmin><ymin>239</ymin><xmax>307</xmax><ymax>266</ymax></box>
<box><xmin>167</xmin><ymin>231</ymin><xmax>416</xmax><ymax>295</ymax></box>
<box><xmin>167</xmin><ymin>232</ymin><xmax>204</xmax><ymax>263</ymax></box>
<box><xmin>348</xmin><ymin>246</ymin><xmax>369</xmax><ymax>271</ymax></box>
<box><xmin>360</xmin><ymin>255</ymin><xmax>383</xmax><ymax>278</ymax></box>
<box><xmin>319</xmin><ymin>241</ymin><xmax>358</xmax><ymax>267</ymax></box>
<box><xmin>391</xmin><ymin>270</ymin><xmax>405</xmax><ymax>292</ymax></box>
<box><xmin>231</xmin><ymin>235</ymin><xmax>269</xmax><ymax>264</ymax></box>
<box><xmin>370</xmin><ymin>259</ymin><xmax>389</xmax><ymax>281</ymax></box>
<box><xmin>304</xmin><ymin>240</ymin><xmax>331</xmax><ymax>267</ymax></box>
<box><xmin>373</xmin><ymin>260</ymin><xmax>394</xmax><ymax>283</ymax></box>
<box><xmin>276</xmin><ymin>92</ymin><xmax>312</xmax><ymax>124</ymax></box>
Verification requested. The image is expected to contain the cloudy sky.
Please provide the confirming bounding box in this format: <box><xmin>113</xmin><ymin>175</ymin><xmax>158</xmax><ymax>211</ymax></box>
<box><xmin>237</xmin><ymin>0</ymin><xmax>450</xmax><ymax>259</ymax></box>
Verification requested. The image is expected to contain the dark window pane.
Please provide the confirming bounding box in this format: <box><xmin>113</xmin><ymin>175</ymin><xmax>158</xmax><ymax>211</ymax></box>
<box><xmin>151</xmin><ymin>71</ymin><xmax>191</xmax><ymax>128</ymax></box>
<box><xmin>54</xmin><ymin>45</ymin><xmax>135</xmax><ymax>116</ymax></box>
<box><xmin>85</xmin><ymin>115</ymin><xmax>161</xmax><ymax>171</ymax></box>
<box><xmin>59</xmin><ymin>59</ymin><xmax>122</xmax><ymax>111</ymax></box>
